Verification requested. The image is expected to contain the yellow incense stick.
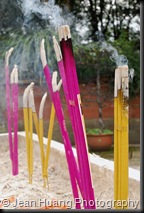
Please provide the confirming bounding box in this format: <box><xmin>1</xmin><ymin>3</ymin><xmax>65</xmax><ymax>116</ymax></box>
<box><xmin>23</xmin><ymin>83</ymin><xmax>34</xmax><ymax>184</ymax></box>
<box><xmin>28</xmin><ymin>106</ymin><xmax>33</xmax><ymax>184</ymax></box>
<box><xmin>43</xmin><ymin>103</ymin><xmax>55</xmax><ymax>187</ymax></box>
<box><xmin>43</xmin><ymin>79</ymin><xmax>62</xmax><ymax>188</ymax></box>
<box><xmin>23</xmin><ymin>107</ymin><xmax>30</xmax><ymax>172</ymax></box>
<box><xmin>33</xmin><ymin>113</ymin><xmax>39</xmax><ymax>136</ymax></box>
<box><xmin>114</xmin><ymin>75</ymin><xmax>123</xmax><ymax>208</ymax></box>
<box><xmin>38</xmin><ymin>92</ymin><xmax>47</xmax><ymax>185</ymax></box>
<box><xmin>28</xmin><ymin>89</ymin><xmax>34</xmax><ymax>184</ymax></box>
<box><xmin>39</xmin><ymin>118</ymin><xmax>45</xmax><ymax>175</ymax></box>
<box><xmin>114</xmin><ymin>97</ymin><xmax>118</xmax><ymax>202</ymax></box>
<box><xmin>121</xmin><ymin>77</ymin><xmax>129</xmax><ymax>208</ymax></box>
<box><xmin>114</xmin><ymin>66</ymin><xmax>129</xmax><ymax>209</ymax></box>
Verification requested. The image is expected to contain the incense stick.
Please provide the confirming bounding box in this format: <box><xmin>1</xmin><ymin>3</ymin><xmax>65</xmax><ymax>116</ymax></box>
<box><xmin>38</xmin><ymin>92</ymin><xmax>47</xmax><ymax>186</ymax></box>
<box><xmin>43</xmin><ymin>103</ymin><xmax>55</xmax><ymax>188</ymax></box>
<box><xmin>31</xmin><ymin>88</ymin><xmax>39</xmax><ymax>137</ymax></box>
<box><xmin>57</xmin><ymin>25</ymin><xmax>95</xmax><ymax>208</ymax></box>
<box><xmin>5</xmin><ymin>48</ymin><xmax>14</xmax><ymax>161</ymax></box>
<box><xmin>114</xmin><ymin>65</ymin><xmax>129</xmax><ymax>209</ymax></box>
<box><xmin>10</xmin><ymin>65</ymin><xmax>19</xmax><ymax>175</ymax></box>
<box><xmin>23</xmin><ymin>82</ymin><xmax>34</xmax><ymax>183</ymax></box>
<box><xmin>28</xmin><ymin>88</ymin><xmax>34</xmax><ymax>184</ymax></box>
<box><xmin>43</xmin><ymin>80</ymin><xmax>62</xmax><ymax>188</ymax></box>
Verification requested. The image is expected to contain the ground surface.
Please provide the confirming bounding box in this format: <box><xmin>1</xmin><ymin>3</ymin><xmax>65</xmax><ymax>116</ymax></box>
<box><xmin>0</xmin><ymin>134</ymin><xmax>140</xmax><ymax>210</ymax></box>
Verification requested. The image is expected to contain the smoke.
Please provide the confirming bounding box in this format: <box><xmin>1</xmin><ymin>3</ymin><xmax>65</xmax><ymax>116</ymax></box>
<box><xmin>96</xmin><ymin>31</ymin><xmax>128</xmax><ymax>67</ymax></box>
<box><xmin>100</xmin><ymin>41</ymin><xmax>128</xmax><ymax>67</ymax></box>
<box><xmin>17</xmin><ymin>0</ymin><xmax>74</xmax><ymax>30</ymax></box>
<box><xmin>96</xmin><ymin>31</ymin><xmax>134</xmax><ymax>81</ymax></box>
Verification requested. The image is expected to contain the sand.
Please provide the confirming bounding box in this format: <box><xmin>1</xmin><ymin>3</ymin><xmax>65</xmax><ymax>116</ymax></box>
<box><xmin>0</xmin><ymin>134</ymin><xmax>140</xmax><ymax>210</ymax></box>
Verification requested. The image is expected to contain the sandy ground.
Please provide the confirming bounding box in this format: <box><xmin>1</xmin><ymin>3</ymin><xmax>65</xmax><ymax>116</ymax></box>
<box><xmin>0</xmin><ymin>134</ymin><xmax>140</xmax><ymax>210</ymax></box>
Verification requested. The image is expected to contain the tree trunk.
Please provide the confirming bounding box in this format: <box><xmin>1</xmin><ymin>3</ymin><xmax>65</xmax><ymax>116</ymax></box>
<box><xmin>96</xmin><ymin>67</ymin><xmax>105</xmax><ymax>131</ymax></box>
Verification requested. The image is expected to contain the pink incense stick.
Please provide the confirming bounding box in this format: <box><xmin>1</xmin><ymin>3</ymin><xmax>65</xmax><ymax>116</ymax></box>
<box><xmin>58</xmin><ymin>25</ymin><xmax>95</xmax><ymax>209</ymax></box>
<box><xmin>5</xmin><ymin>48</ymin><xmax>14</xmax><ymax>162</ymax></box>
<box><xmin>40</xmin><ymin>40</ymin><xmax>81</xmax><ymax>209</ymax></box>
<box><xmin>11</xmin><ymin>65</ymin><xmax>19</xmax><ymax>175</ymax></box>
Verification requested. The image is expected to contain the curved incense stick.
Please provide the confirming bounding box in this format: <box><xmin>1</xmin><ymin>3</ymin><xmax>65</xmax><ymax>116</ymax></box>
<box><xmin>31</xmin><ymin>88</ymin><xmax>39</xmax><ymax>136</ymax></box>
<box><xmin>39</xmin><ymin>92</ymin><xmax>47</xmax><ymax>120</ymax></box>
<box><xmin>38</xmin><ymin>92</ymin><xmax>47</xmax><ymax>185</ymax></box>
<box><xmin>5</xmin><ymin>47</ymin><xmax>14</xmax><ymax>67</ymax></box>
<box><xmin>11</xmin><ymin>65</ymin><xmax>19</xmax><ymax>175</ymax></box>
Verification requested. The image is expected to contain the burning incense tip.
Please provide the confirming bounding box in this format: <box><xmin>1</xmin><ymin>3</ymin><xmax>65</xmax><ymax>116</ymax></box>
<box><xmin>23</xmin><ymin>82</ymin><xmax>35</xmax><ymax>108</ymax></box>
<box><xmin>5</xmin><ymin>47</ymin><xmax>14</xmax><ymax>66</ymax></box>
<box><xmin>57</xmin><ymin>79</ymin><xmax>62</xmax><ymax>91</ymax></box>
<box><xmin>40</xmin><ymin>39</ymin><xmax>47</xmax><ymax>68</ymax></box>
<box><xmin>58</xmin><ymin>25</ymin><xmax>71</xmax><ymax>41</ymax></box>
<box><xmin>53</xmin><ymin>36</ymin><xmax>62</xmax><ymax>62</ymax></box>
<box><xmin>52</xmin><ymin>71</ymin><xmax>58</xmax><ymax>92</ymax></box>
<box><xmin>30</xmin><ymin>89</ymin><xmax>36</xmax><ymax>113</ymax></box>
<box><xmin>10</xmin><ymin>70</ymin><xmax>15</xmax><ymax>84</ymax></box>
<box><xmin>52</xmin><ymin>72</ymin><xmax>62</xmax><ymax>92</ymax></box>
<box><xmin>114</xmin><ymin>65</ymin><xmax>128</xmax><ymax>98</ymax></box>
<box><xmin>11</xmin><ymin>65</ymin><xmax>18</xmax><ymax>84</ymax></box>
<box><xmin>39</xmin><ymin>92</ymin><xmax>47</xmax><ymax>119</ymax></box>
<box><xmin>28</xmin><ymin>89</ymin><xmax>34</xmax><ymax>109</ymax></box>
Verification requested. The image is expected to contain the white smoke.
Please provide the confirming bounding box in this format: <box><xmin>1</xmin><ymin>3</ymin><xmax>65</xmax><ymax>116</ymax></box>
<box><xmin>100</xmin><ymin>41</ymin><xmax>128</xmax><ymax>67</ymax></box>
<box><xmin>96</xmin><ymin>31</ymin><xmax>134</xmax><ymax>81</ymax></box>
<box><xmin>17</xmin><ymin>0</ymin><xmax>73</xmax><ymax>29</ymax></box>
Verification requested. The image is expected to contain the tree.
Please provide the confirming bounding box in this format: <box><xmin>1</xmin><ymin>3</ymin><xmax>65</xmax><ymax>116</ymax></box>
<box><xmin>69</xmin><ymin>0</ymin><xmax>140</xmax><ymax>41</ymax></box>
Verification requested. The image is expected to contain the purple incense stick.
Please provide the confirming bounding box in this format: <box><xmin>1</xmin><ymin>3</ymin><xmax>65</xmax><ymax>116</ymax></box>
<box><xmin>5</xmin><ymin>48</ymin><xmax>14</xmax><ymax>162</ymax></box>
<box><xmin>5</xmin><ymin>66</ymin><xmax>13</xmax><ymax>161</ymax></box>
<box><xmin>58</xmin><ymin>25</ymin><xmax>95</xmax><ymax>209</ymax></box>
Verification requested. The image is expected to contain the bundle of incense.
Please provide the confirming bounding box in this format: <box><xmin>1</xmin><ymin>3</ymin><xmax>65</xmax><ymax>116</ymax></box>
<box><xmin>10</xmin><ymin>65</ymin><xmax>19</xmax><ymax>175</ymax></box>
<box><xmin>114</xmin><ymin>65</ymin><xmax>129</xmax><ymax>209</ymax></box>
<box><xmin>5</xmin><ymin>48</ymin><xmax>14</xmax><ymax>162</ymax></box>
<box><xmin>40</xmin><ymin>40</ymin><xmax>82</xmax><ymax>209</ymax></box>
<box><xmin>23</xmin><ymin>82</ymin><xmax>34</xmax><ymax>183</ymax></box>
<box><xmin>30</xmin><ymin>85</ymin><xmax>56</xmax><ymax>188</ymax></box>
<box><xmin>57</xmin><ymin>25</ymin><xmax>95</xmax><ymax>208</ymax></box>
<box><xmin>53</xmin><ymin>37</ymin><xmax>82</xmax><ymax>197</ymax></box>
